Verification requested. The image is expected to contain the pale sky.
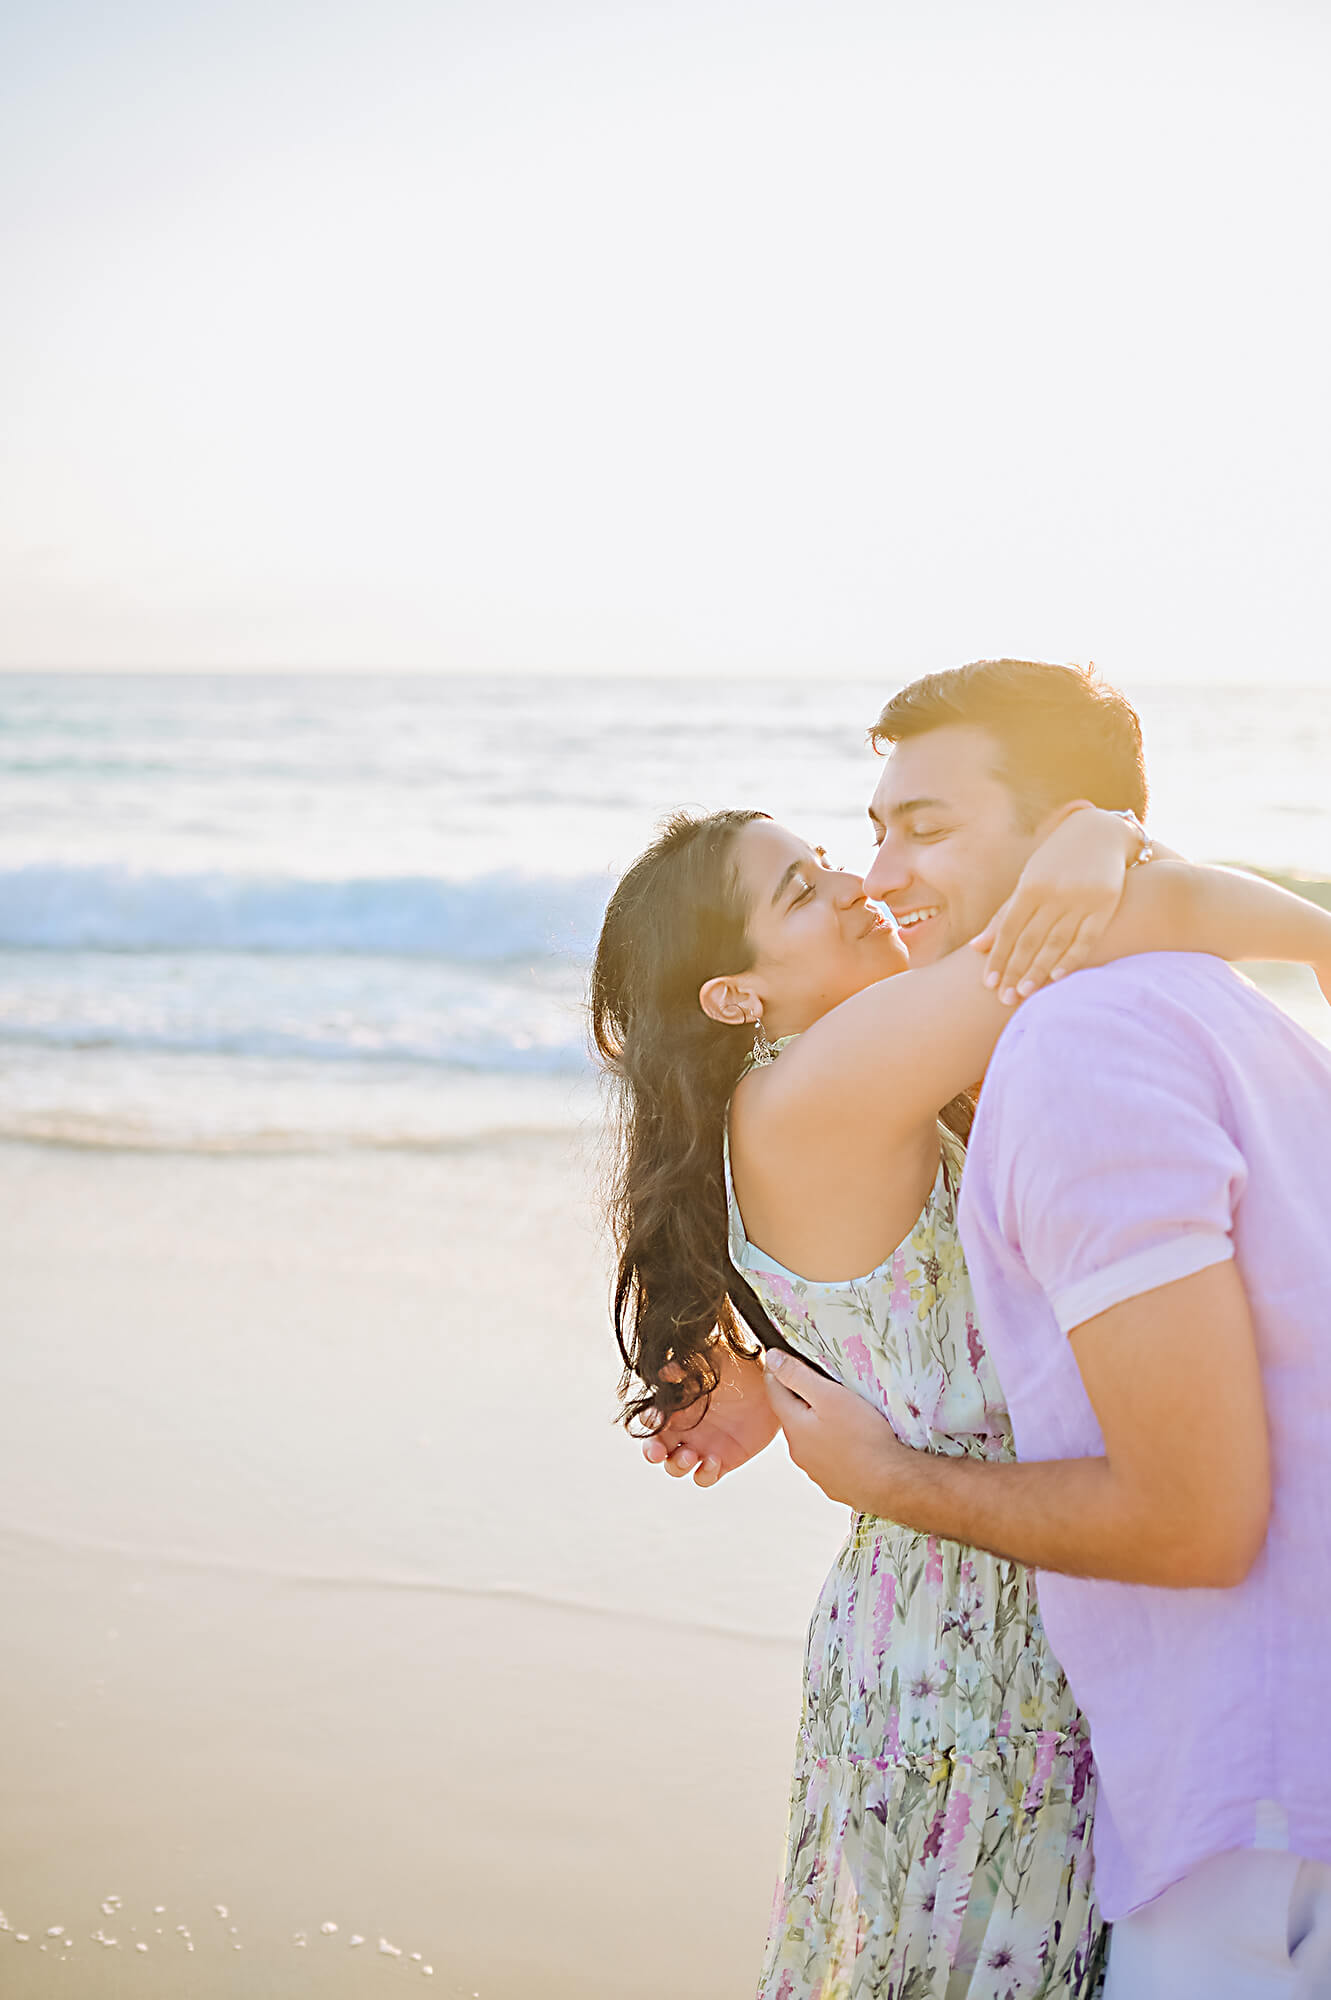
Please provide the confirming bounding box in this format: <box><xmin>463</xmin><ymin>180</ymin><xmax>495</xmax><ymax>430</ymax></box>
<box><xmin>2</xmin><ymin>0</ymin><xmax>1328</xmax><ymax>683</ymax></box>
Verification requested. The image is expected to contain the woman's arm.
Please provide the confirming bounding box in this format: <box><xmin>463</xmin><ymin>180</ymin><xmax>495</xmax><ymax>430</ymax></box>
<box><xmin>745</xmin><ymin>844</ymin><xmax>1331</xmax><ymax>1164</ymax></box>
<box><xmin>1141</xmin><ymin>863</ymin><xmax>1331</xmax><ymax>993</ymax></box>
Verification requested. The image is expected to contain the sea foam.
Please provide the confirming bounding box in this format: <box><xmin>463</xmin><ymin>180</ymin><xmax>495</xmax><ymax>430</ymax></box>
<box><xmin>0</xmin><ymin>864</ymin><xmax>613</xmax><ymax>961</ymax></box>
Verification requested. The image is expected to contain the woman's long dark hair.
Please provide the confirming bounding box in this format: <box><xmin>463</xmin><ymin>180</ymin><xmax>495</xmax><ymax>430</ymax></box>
<box><xmin>590</xmin><ymin>809</ymin><xmax>766</xmax><ymax>1433</ymax></box>
<box><xmin>590</xmin><ymin>807</ymin><xmax>976</xmax><ymax>1434</ymax></box>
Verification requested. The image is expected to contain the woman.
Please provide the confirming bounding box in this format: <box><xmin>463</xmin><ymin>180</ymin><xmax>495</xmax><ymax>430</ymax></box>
<box><xmin>591</xmin><ymin>801</ymin><xmax>1331</xmax><ymax>1998</ymax></box>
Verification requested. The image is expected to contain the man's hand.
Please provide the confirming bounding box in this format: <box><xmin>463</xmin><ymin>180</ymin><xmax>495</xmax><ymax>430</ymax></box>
<box><xmin>761</xmin><ymin>1350</ymin><xmax>915</xmax><ymax>1511</ymax></box>
<box><xmin>764</xmin><ymin>1264</ymin><xmax>1271</xmax><ymax>1589</ymax></box>
<box><xmin>641</xmin><ymin>1343</ymin><xmax>779</xmax><ymax>1488</ymax></box>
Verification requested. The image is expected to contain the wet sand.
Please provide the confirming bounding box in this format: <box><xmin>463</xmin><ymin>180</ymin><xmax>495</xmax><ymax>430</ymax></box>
<box><xmin>1</xmin><ymin>1136</ymin><xmax>844</xmax><ymax>1996</ymax></box>
<box><xmin>2</xmin><ymin>1540</ymin><xmax>803</xmax><ymax>1995</ymax></box>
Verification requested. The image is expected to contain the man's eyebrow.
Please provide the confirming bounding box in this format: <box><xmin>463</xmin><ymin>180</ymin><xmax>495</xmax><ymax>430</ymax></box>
<box><xmin>770</xmin><ymin>858</ymin><xmax>806</xmax><ymax>906</ymax></box>
<box><xmin>887</xmin><ymin>794</ymin><xmax>948</xmax><ymax>819</ymax></box>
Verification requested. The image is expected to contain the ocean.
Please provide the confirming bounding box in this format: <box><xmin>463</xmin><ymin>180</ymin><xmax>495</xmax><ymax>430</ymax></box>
<box><xmin>2</xmin><ymin>671</ymin><xmax>1329</xmax><ymax>1151</ymax></box>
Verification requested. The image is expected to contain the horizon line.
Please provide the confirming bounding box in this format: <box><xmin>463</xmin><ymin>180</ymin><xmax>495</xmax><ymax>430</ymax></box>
<box><xmin>3</xmin><ymin>663</ymin><xmax>1327</xmax><ymax>692</ymax></box>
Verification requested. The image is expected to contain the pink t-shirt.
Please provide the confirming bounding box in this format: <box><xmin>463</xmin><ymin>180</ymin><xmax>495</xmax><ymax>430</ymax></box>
<box><xmin>959</xmin><ymin>952</ymin><xmax>1331</xmax><ymax>1921</ymax></box>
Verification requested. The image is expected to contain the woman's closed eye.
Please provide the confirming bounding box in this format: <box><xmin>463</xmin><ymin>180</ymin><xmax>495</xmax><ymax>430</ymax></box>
<box><xmin>789</xmin><ymin>847</ymin><xmax>842</xmax><ymax>907</ymax></box>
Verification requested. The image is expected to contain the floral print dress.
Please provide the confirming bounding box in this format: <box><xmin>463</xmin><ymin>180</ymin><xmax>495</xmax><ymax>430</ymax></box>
<box><xmin>727</xmin><ymin>1095</ymin><xmax>1104</xmax><ymax>2000</ymax></box>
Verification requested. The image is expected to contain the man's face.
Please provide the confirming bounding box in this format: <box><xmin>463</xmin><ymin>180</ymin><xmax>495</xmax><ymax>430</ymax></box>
<box><xmin>862</xmin><ymin>724</ymin><xmax>1046</xmax><ymax>965</ymax></box>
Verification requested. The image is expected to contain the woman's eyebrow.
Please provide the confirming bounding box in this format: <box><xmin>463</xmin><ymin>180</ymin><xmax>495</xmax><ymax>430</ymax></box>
<box><xmin>770</xmin><ymin>858</ymin><xmax>807</xmax><ymax>906</ymax></box>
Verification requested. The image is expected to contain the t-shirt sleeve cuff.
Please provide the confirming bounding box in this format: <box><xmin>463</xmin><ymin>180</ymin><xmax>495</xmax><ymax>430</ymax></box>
<box><xmin>1048</xmin><ymin>1235</ymin><xmax>1235</xmax><ymax>1334</ymax></box>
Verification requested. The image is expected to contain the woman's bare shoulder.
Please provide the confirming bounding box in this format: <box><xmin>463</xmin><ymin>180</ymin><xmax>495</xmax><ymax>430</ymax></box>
<box><xmin>728</xmin><ymin>1063</ymin><xmax>942</xmax><ymax>1279</ymax></box>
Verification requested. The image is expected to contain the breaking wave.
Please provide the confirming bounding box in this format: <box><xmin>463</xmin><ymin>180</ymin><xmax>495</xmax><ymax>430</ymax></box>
<box><xmin>0</xmin><ymin>864</ymin><xmax>614</xmax><ymax>961</ymax></box>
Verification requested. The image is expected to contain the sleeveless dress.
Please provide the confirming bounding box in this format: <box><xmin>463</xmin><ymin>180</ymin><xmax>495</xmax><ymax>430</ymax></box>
<box><xmin>727</xmin><ymin>1054</ymin><xmax>1105</xmax><ymax>2000</ymax></box>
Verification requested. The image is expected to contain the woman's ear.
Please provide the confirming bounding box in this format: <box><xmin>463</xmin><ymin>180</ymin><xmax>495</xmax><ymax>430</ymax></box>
<box><xmin>699</xmin><ymin>975</ymin><xmax>759</xmax><ymax>1027</ymax></box>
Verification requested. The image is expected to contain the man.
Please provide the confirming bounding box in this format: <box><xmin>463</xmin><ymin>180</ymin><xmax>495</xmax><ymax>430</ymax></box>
<box><xmin>759</xmin><ymin>660</ymin><xmax>1331</xmax><ymax>1998</ymax></box>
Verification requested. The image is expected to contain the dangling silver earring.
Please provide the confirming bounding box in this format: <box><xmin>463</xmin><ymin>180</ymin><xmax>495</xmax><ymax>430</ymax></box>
<box><xmin>750</xmin><ymin>1017</ymin><xmax>774</xmax><ymax>1067</ymax></box>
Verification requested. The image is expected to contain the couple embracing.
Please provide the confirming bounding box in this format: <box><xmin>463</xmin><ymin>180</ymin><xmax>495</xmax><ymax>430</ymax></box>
<box><xmin>592</xmin><ymin>660</ymin><xmax>1331</xmax><ymax>2000</ymax></box>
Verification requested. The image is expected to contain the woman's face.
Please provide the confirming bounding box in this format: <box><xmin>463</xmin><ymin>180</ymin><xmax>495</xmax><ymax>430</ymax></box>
<box><xmin>721</xmin><ymin>819</ymin><xmax>909</xmax><ymax>1036</ymax></box>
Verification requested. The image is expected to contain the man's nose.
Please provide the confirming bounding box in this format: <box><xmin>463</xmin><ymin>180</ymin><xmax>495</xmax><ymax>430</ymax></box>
<box><xmin>863</xmin><ymin>837</ymin><xmax>908</xmax><ymax>903</ymax></box>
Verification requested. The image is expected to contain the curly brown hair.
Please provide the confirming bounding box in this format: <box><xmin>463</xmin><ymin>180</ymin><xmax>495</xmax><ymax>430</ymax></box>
<box><xmin>590</xmin><ymin>809</ymin><xmax>767</xmax><ymax>1433</ymax></box>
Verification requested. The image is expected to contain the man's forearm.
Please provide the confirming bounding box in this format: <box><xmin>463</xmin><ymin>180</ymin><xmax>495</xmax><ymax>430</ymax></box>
<box><xmin>764</xmin><ymin>1271</ymin><xmax>1270</xmax><ymax>1590</ymax></box>
<box><xmin>875</xmin><ymin>1447</ymin><xmax>1240</xmax><ymax>1588</ymax></box>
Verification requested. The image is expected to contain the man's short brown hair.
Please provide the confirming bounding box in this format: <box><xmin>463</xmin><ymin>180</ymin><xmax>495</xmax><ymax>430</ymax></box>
<box><xmin>871</xmin><ymin>659</ymin><xmax>1148</xmax><ymax>828</ymax></box>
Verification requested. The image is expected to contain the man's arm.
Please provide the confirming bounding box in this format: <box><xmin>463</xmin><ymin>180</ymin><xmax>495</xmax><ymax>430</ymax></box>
<box><xmin>763</xmin><ymin>1259</ymin><xmax>1271</xmax><ymax>1588</ymax></box>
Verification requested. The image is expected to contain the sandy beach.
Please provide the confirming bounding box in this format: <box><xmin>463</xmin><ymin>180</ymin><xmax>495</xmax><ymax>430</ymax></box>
<box><xmin>6</xmin><ymin>964</ymin><xmax>1328</xmax><ymax>1995</ymax></box>
<box><xmin>1</xmin><ymin>1130</ymin><xmax>847</xmax><ymax>1997</ymax></box>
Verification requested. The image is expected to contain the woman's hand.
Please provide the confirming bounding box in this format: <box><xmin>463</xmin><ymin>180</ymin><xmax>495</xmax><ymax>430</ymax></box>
<box><xmin>641</xmin><ymin>1343</ymin><xmax>780</xmax><ymax>1488</ymax></box>
<box><xmin>970</xmin><ymin>803</ymin><xmax>1143</xmax><ymax>1004</ymax></box>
